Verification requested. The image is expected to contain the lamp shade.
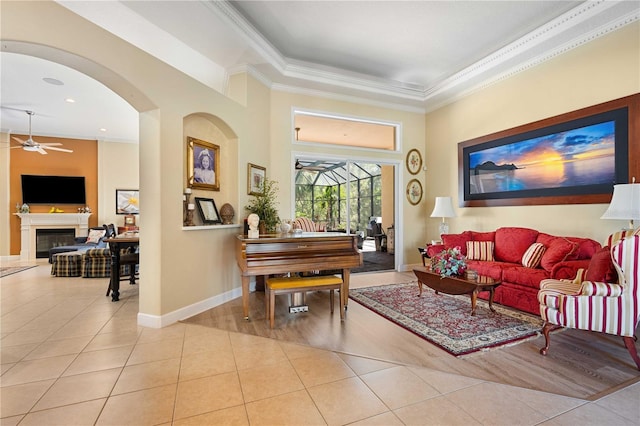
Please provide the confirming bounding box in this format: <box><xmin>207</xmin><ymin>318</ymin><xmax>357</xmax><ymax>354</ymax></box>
<box><xmin>601</xmin><ymin>183</ymin><xmax>640</xmax><ymax>229</ymax></box>
<box><xmin>430</xmin><ymin>197</ymin><xmax>456</xmax><ymax>218</ymax></box>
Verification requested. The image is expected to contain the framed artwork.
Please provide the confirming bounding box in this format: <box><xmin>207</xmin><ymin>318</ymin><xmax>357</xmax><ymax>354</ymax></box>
<box><xmin>187</xmin><ymin>136</ymin><xmax>220</xmax><ymax>191</ymax></box>
<box><xmin>406</xmin><ymin>149</ymin><xmax>422</xmax><ymax>175</ymax></box>
<box><xmin>124</xmin><ymin>215</ymin><xmax>136</xmax><ymax>225</ymax></box>
<box><xmin>459</xmin><ymin>94</ymin><xmax>638</xmax><ymax>207</ymax></box>
<box><xmin>195</xmin><ymin>197</ymin><xmax>221</xmax><ymax>224</ymax></box>
<box><xmin>116</xmin><ymin>189</ymin><xmax>139</xmax><ymax>214</ymax></box>
<box><xmin>406</xmin><ymin>179</ymin><xmax>423</xmax><ymax>205</ymax></box>
<box><xmin>247</xmin><ymin>163</ymin><xmax>266</xmax><ymax>195</ymax></box>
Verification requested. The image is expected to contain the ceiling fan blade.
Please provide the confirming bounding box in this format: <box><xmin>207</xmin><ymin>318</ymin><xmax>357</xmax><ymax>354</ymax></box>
<box><xmin>11</xmin><ymin>136</ymin><xmax>27</xmax><ymax>145</ymax></box>
<box><xmin>36</xmin><ymin>146</ymin><xmax>48</xmax><ymax>155</ymax></box>
<box><xmin>43</xmin><ymin>146</ymin><xmax>73</xmax><ymax>153</ymax></box>
<box><xmin>39</xmin><ymin>143</ymin><xmax>63</xmax><ymax>147</ymax></box>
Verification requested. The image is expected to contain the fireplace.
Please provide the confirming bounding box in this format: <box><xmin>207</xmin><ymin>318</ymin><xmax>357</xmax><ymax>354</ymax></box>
<box><xmin>35</xmin><ymin>228</ymin><xmax>76</xmax><ymax>259</ymax></box>
<box><xmin>15</xmin><ymin>213</ymin><xmax>91</xmax><ymax>261</ymax></box>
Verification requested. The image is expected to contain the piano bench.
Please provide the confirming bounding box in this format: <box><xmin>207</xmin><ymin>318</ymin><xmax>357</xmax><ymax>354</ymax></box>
<box><xmin>265</xmin><ymin>275</ymin><xmax>344</xmax><ymax>328</ymax></box>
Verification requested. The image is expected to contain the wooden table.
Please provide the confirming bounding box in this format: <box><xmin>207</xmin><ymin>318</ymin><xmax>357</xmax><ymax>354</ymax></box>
<box><xmin>105</xmin><ymin>233</ymin><xmax>139</xmax><ymax>302</ymax></box>
<box><xmin>236</xmin><ymin>232</ymin><xmax>362</xmax><ymax>320</ymax></box>
<box><xmin>413</xmin><ymin>266</ymin><xmax>501</xmax><ymax>316</ymax></box>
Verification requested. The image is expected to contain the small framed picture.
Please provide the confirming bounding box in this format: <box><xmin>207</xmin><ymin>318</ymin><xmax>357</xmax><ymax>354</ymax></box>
<box><xmin>116</xmin><ymin>189</ymin><xmax>139</xmax><ymax>215</ymax></box>
<box><xmin>247</xmin><ymin>163</ymin><xmax>266</xmax><ymax>195</ymax></box>
<box><xmin>406</xmin><ymin>149</ymin><xmax>422</xmax><ymax>175</ymax></box>
<box><xmin>406</xmin><ymin>179</ymin><xmax>423</xmax><ymax>205</ymax></box>
<box><xmin>195</xmin><ymin>197</ymin><xmax>221</xmax><ymax>224</ymax></box>
<box><xmin>187</xmin><ymin>136</ymin><xmax>220</xmax><ymax>191</ymax></box>
<box><xmin>124</xmin><ymin>215</ymin><xmax>136</xmax><ymax>225</ymax></box>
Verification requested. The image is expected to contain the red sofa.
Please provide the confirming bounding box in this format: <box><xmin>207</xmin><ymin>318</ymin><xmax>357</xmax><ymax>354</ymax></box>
<box><xmin>426</xmin><ymin>227</ymin><xmax>601</xmax><ymax>315</ymax></box>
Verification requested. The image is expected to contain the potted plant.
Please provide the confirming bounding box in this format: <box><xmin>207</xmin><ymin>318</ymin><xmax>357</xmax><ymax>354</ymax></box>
<box><xmin>245</xmin><ymin>177</ymin><xmax>280</xmax><ymax>233</ymax></box>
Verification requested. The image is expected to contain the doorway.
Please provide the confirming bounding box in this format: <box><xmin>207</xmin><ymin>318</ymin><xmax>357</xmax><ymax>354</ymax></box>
<box><xmin>294</xmin><ymin>157</ymin><xmax>396</xmax><ymax>272</ymax></box>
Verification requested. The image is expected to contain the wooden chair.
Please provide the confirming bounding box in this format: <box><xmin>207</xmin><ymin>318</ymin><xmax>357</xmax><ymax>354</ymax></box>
<box><xmin>538</xmin><ymin>233</ymin><xmax>640</xmax><ymax>370</ymax></box>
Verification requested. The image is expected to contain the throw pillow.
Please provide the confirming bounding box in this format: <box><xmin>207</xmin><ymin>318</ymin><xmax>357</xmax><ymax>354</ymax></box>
<box><xmin>86</xmin><ymin>229</ymin><xmax>106</xmax><ymax>244</ymax></box>
<box><xmin>540</xmin><ymin>237</ymin><xmax>578</xmax><ymax>272</ymax></box>
<box><xmin>466</xmin><ymin>241</ymin><xmax>495</xmax><ymax>261</ymax></box>
<box><xmin>585</xmin><ymin>246</ymin><xmax>618</xmax><ymax>283</ymax></box>
<box><xmin>494</xmin><ymin>227</ymin><xmax>539</xmax><ymax>263</ymax></box>
<box><xmin>521</xmin><ymin>242</ymin><xmax>546</xmax><ymax>268</ymax></box>
<box><xmin>442</xmin><ymin>231</ymin><xmax>472</xmax><ymax>256</ymax></box>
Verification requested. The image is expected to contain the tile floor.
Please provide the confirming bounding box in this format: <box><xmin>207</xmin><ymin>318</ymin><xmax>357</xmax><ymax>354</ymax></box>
<box><xmin>1</xmin><ymin>263</ymin><xmax>639</xmax><ymax>425</ymax></box>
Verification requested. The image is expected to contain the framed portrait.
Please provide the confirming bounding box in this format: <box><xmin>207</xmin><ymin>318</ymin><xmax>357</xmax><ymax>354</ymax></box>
<box><xmin>458</xmin><ymin>94</ymin><xmax>638</xmax><ymax>207</ymax></box>
<box><xmin>406</xmin><ymin>149</ymin><xmax>422</xmax><ymax>175</ymax></box>
<box><xmin>247</xmin><ymin>163</ymin><xmax>266</xmax><ymax>195</ymax></box>
<box><xmin>406</xmin><ymin>179</ymin><xmax>423</xmax><ymax>205</ymax></box>
<box><xmin>187</xmin><ymin>136</ymin><xmax>220</xmax><ymax>191</ymax></box>
<box><xmin>116</xmin><ymin>189</ymin><xmax>139</xmax><ymax>214</ymax></box>
<box><xmin>195</xmin><ymin>197</ymin><xmax>221</xmax><ymax>224</ymax></box>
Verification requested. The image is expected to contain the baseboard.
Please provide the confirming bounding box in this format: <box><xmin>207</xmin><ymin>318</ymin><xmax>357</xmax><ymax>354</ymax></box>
<box><xmin>137</xmin><ymin>286</ymin><xmax>243</xmax><ymax>328</ymax></box>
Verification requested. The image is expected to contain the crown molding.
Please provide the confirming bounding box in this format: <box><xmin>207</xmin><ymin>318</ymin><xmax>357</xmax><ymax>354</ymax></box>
<box><xmin>210</xmin><ymin>0</ymin><xmax>638</xmax><ymax>109</ymax></box>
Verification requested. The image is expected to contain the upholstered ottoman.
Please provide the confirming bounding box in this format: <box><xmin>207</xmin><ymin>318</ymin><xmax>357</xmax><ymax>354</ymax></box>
<box><xmin>51</xmin><ymin>251</ymin><xmax>83</xmax><ymax>277</ymax></box>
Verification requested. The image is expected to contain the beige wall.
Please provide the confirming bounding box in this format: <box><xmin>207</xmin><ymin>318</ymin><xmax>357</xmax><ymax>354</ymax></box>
<box><xmin>98</xmin><ymin>141</ymin><xmax>139</xmax><ymax>229</ymax></box>
<box><xmin>425</xmin><ymin>22</ymin><xmax>640</xmax><ymax>246</ymax></box>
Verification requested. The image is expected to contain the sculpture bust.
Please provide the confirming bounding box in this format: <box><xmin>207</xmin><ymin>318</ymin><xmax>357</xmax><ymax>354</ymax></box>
<box><xmin>247</xmin><ymin>213</ymin><xmax>260</xmax><ymax>238</ymax></box>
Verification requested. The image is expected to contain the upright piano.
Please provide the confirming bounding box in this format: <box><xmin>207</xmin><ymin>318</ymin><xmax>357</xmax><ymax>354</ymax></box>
<box><xmin>235</xmin><ymin>232</ymin><xmax>362</xmax><ymax>319</ymax></box>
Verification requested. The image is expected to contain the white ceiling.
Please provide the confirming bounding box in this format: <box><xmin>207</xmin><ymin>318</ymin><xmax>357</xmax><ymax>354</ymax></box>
<box><xmin>1</xmin><ymin>0</ymin><xmax>638</xmax><ymax>143</ymax></box>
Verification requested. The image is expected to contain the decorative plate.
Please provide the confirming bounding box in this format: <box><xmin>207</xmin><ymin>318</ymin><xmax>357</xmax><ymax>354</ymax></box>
<box><xmin>406</xmin><ymin>179</ymin><xmax>423</xmax><ymax>205</ymax></box>
<box><xmin>406</xmin><ymin>149</ymin><xmax>422</xmax><ymax>175</ymax></box>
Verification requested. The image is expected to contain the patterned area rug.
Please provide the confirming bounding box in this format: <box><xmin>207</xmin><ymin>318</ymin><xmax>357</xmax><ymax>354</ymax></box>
<box><xmin>349</xmin><ymin>281</ymin><xmax>543</xmax><ymax>356</ymax></box>
<box><xmin>0</xmin><ymin>265</ymin><xmax>38</xmax><ymax>278</ymax></box>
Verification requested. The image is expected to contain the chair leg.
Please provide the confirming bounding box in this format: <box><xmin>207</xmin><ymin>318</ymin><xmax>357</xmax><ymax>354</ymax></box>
<box><xmin>622</xmin><ymin>336</ymin><xmax>640</xmax><ymax>370</ymax></box>
<box><xmin>539</xmin><ymin>322</ymin><xmax>560</xmax><ymax>356</ymax></box>
<box><xmin>329</xmin><ymin>289</ymin><xmax>334</xmax><ymax>313</ymax></box>
<box><xmin>269</xmin><ymin>291</ymin><xmax>276</xmax><ymax>329</ymax></box>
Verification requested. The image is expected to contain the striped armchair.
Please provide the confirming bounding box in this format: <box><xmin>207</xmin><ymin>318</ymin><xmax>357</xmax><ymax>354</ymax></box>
<box><xmin>538</xmin><ymin>233</ymin><xmax>640</xmax><ymax>370</ymax></box>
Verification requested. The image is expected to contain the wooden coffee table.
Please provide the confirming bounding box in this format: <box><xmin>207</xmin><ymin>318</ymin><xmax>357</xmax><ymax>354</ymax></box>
<box><xmin>413</xmin><ymin>266</ymin><xmax>501</xmax><ymax>316</ymax></box>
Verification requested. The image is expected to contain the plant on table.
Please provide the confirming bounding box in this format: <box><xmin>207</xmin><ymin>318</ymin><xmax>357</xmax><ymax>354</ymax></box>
<box><xmin>432</xmin><ymin>246</ymin><xmax>467</xmax><ymax>278</ymax></box>
<box><xmin>245</xmin><ymin>177</ymin><xmax>280</xmax><ymax>233</ymax></box>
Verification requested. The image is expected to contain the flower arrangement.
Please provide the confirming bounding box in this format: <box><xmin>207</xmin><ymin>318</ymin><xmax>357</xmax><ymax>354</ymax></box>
<box><xmin>431</xmin><ymin>246</ymin><xmax>467</xmax><ymax>277</ymax></box>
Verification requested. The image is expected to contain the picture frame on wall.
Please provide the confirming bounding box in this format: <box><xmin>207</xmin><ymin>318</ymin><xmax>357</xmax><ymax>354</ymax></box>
<box><xmin>406</xmin><ymin>149</ymin><xmax>422</xmax><ymax>175</ymax></box>
<box><xmin>458</xmin><ymin>94</ymin><xmax>637</xmax><ymax>207</ymax></box>
<box><xmin>406</xmin><ymin>179</ymin><xmax>423</xmax><ymax>205</ymax></box>
<box><xmin>247</xmin><ymin>163</ymin><xmax>266</xmax><ymax>195</ymax></box>
<box><xmin>116</xmin><ymin>189</ymin><xmax>139</xmax><ymax>214</ymax></box>
<box><xmin>195</xmin><ymin>197</ymin><xmax>221</xmax><ymax>224</ymax></box>
<box><xmin>187</xmin><ymin>136</ymin><xmax>220</xmax><ymax>191</ymax></box>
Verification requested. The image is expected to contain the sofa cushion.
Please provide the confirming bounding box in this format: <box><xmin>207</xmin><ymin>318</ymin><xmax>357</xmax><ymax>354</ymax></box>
<box><xmin>494</xmin><ymin>227</ymin><xmax>539</xmax><ymax>263</ymax></box>
<box><xmin>585</xmin><ymin>246</ymin><xmax>618</xmax><ymax>283</ymax></box>
<box><xmin>442</xmin><ymin>231</ymin><xmax>472</xmax><ymax>256</ymax></box>
<box><xmin>540</xmin><ymin>237</ymin><xmax>578</xmax><ymax>272</ymax></box>
<box><xmin>502</xmin><ymin>266</ymin><xmax>550</xmax><ymax>289</ymax></box>
<box><xmin>466</xmin><ymin>260</ymin><xmax>508</xmax><ymax>281</ymax></box>
<box><xmin>522</xmin><ymin>242</ymin><xmax>546</xmax><ymax>268</ymax></box>
<box><xmin>469</xmin><ymin>231</ymin><xmax>495</xmax><ymax>242</ymax></box>
<box><xmin>466</xmin><ymin>241</ymin><xmax>494</xmax><ymax>261</ymax></box>
<box><xmin>86</xmin><ymin>229</ymin><xmax>106</xmax><ymax>244</ymax></box>
<box><xmin>565</xmin><ymin>237</ymin><xmax>601</xmax><ymax>260</ymax></box>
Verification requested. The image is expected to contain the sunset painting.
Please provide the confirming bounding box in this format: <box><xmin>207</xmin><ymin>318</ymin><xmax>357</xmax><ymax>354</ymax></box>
<box><xmin>468</xmin><ymin>120</ymin><xmax>616</xmax><ymax>194</ymax></box>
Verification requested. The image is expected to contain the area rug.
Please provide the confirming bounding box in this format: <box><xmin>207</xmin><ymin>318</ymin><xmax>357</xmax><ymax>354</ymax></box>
<box><xmin>0</xmin><ymin>265</ymin><xmax>37</xmax><ymax>278</ymax></box>
<box><xmin>349</xmin><ymin>281</ymin><xmax>544</xmax><ymax>356</ymax></box>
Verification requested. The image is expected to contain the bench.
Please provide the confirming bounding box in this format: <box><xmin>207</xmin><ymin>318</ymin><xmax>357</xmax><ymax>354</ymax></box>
<box><xmin>265</xmin><ymin>275</ymin><xmax>344</xmax><ymax>328</ymax></box>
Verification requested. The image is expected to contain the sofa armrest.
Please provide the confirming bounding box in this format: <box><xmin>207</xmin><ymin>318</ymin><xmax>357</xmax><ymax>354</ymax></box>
<box><xmin>579</xmin><ymin>281</ymin><xmax>623</xmax><ymax>297</ymax></box>
<box><xmin>426</xmin><ymin>244</ymin><xmax>445</xmax><ymax>257</ymax></box>
<box><xmin>74</xmin><ymin>237</ymin><xmax>88</xmax><ymax>244</ymax></box>
<box><xmin>549</xmin><ymin>259</ymin><xmax>591</xmax><ymax>280</ymax></box>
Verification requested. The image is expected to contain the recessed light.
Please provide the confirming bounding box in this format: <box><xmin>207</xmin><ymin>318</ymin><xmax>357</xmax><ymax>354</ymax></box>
<box><xmin>100</xmin><ymin>128</ymin><xmax>107</xmax><ymax>132</ymax></box>
<box><xmin>65</xmin><ymin>98</ymin><xmax>75</xmax><ymax>103</ymax></box>
<box><xmin>43</xmin><ymin>77</ymin><xmax>64</xmax><ymax>86</ymax></box>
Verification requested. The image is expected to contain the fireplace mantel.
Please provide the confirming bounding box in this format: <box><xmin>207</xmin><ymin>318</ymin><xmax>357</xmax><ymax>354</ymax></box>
<box><xmin>15</xmin><ymin>213</ymin><xmax>92</xmax><ymax>261</ymax></box>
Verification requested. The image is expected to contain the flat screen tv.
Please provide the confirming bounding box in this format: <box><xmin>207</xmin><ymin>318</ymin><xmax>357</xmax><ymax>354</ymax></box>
<box><xmin>21</xmin><ymin>175</ymin><xmax>86</xmax><ymax>205</ymax></box>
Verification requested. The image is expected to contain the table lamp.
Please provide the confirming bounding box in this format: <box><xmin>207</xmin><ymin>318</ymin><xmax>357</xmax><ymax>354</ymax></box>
<box><xmin>601</xmin><ymin>179</ymin><xmax>640</xmax><ymax>230</ymax></box>
<box><xmin>430</xmin><ymin>196</ymin><xmax>456</xmax><ymax>236</ymax></box>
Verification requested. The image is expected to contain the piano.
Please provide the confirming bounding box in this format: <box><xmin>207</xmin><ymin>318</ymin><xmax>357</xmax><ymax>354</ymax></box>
<box><xmin>235</xmin><ymin>232</ymin><xmax>362</xmax><ymax>319</ymax></box>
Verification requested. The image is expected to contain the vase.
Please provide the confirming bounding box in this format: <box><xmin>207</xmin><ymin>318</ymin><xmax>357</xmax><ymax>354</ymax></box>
<box><xmin>259</xmin><ymin>222</ymin><xmax>266</xmax><ymax>235</ymax></box>
<box><xmin>219</xmin><ymin>203</ymin><xmax>235</xmax><ymax>224</ymax></box>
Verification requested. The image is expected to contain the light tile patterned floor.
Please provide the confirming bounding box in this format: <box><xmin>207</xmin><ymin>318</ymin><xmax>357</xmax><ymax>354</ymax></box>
<box><xmin>1</xmin><ymin>263</ymin><xmax>639</xmax><ymax>425</ymax></box>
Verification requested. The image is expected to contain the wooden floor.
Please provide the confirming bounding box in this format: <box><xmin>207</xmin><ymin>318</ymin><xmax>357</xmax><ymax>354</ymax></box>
<box><xmin>183</xmin><ymin>271</ymin><xmax>640</xmax><ymax>401</ymax></box>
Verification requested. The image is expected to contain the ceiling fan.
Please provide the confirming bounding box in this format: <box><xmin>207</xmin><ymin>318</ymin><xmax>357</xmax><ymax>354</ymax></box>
<box><xmin>10</xmin><ymin>111</ymin><xmax>73</xmax><ymax>155</ymax></box>
<box><xmin>295</xmin><ymin>159</ymin><xmax>325</xmax><ymax>172</ymax></box>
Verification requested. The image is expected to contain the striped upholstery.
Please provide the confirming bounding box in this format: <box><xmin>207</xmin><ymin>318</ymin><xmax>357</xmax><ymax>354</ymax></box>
<box><xmin>82</xmin><ymin>248</ymin><xmax>112</xmax><ymax>278</ymax></box>
<box><xmin>293</xmin><ymin>217</ymin><xmax>326</xmax><ymax>232</ymax></box>
<box><xmin>51</xmin><ymin>251</ymin><xmax>83</xmax><ymax>277</ymax></box>
<box><xmin>466</xmin><ymin>241</ymin><xmax>494</xmax><ymax>261</ymax></box>
<box><xmin>538</xmin><ymin>234</ymin><xmax>640</xmax><ymax>369</ymax></box>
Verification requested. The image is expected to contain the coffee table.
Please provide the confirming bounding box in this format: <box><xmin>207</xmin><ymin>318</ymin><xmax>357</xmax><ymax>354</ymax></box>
<box><xmin>413</xmin><ymin>266</ymin><xmax>501</xmax><ymax>316</ymax></box>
